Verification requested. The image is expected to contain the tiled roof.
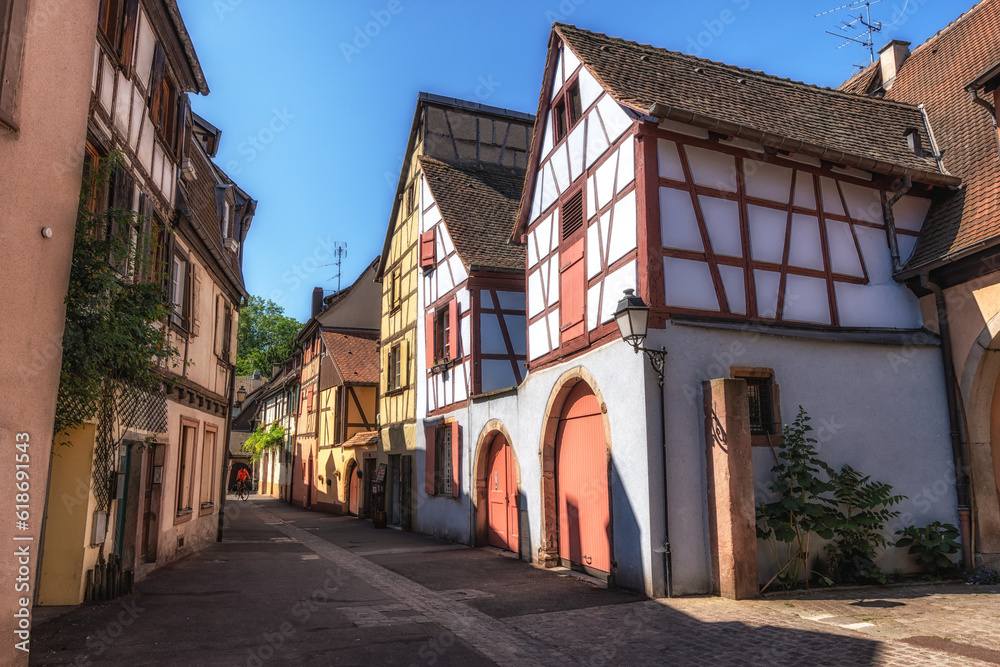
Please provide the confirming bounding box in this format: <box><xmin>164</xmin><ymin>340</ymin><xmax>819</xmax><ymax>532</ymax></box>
<box><xmin>870</xmin><ymin>0</ymin><xmax>1000</xmax><ymax>270</ymax></box>
<box><xmin>320</xmin><ymin>330</ymin><xmax>379</xmax><ymax>384</ymax></box>
<box><xmin>342</xmin><ymin>431</ymin><xmax>379</xmax><ymax>448</ymax></box>
<box><xmin>838</xmin><ymin>64</ymin><xmax>880</xmax><ymax>96</ymax></box>
<box><xmin>181</xmin><ymin>135</ymin><xmax>245</xmax><ymax>285</ymax></box>
<box><xmin>418</xmin><ymin>156</ymin><xmax>526</xmax><ymax>272</ymax></box>
<box><xmin>554</xmin><ymin>23</ymin><xmax>951</xmax><ymax>183</ymax></box>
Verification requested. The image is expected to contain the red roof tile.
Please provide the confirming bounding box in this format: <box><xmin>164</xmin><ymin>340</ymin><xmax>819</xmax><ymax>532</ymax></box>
<box><xmin>554</xmin><ymin>23</ymin><xmax>950</xmax><ymax>184</ymax></box>
<box><xmin>868</xmin><ymin>0</ymin><xmax>1000</xmax><ymax>269</ymax></box>
<box><xmin>419</xmin><ymin>157</ymin><xmax>526</xmax><ymax>272</ymax></box>
<box><xmin>342</xmin><ymin>431</ymin><xmax>379</xmax><ymax>448</ymax></box>
<box><xmin>320</xmin><ymin>330</ymin><xmax>379</xmax><ymax>384</ymax></box>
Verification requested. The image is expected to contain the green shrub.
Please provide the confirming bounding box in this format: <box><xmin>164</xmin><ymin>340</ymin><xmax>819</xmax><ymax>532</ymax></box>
<box><xmin>895</xmin><ymin>522</ymin><xmax>961</xmax><ymax>577</ymax></box>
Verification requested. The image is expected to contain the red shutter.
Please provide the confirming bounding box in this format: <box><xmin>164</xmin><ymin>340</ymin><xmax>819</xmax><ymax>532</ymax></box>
<box><xmin>307</xmin><ymin>387</ymin><xmax>314</xmax><ymax>412</ymax></box>
<box><xmin>119</xmin><ymin>0</ymin><xmax>140</xmax><ymax>76</ymax></box>
<box><xmin>420</xmin><ymin>229</ymin><xmax>436</xmax><ymax>269</ymax></box>
<box><xmin>425</xmin><ymin>424</ymin><xmax>437</xmax><ymax>495</ymax></box>
<box><xmin>425</xmin><ymin>311</ymin><xmax>435</xmax><ymax>368</ymax></box>
<box><xmin>559</xmin><ymin>236</ymin><xmax>586</xmax><ymax>344</ymax></box>
<box><xmin>448</xmin><ymin>299</ymin><xmax>459</xmax><ymax>360</ymax></box>
<box><xmin>451</xmin><ymin>421</ymin><xmax>461</xmax><ymax>498</ymax></box>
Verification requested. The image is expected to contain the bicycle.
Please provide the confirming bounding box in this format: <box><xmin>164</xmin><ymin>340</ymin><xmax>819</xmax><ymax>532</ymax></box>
<box><xmin>236</xmin><ymin>479</ymin><xmax>249</xmax><ymax>501</ymax></box>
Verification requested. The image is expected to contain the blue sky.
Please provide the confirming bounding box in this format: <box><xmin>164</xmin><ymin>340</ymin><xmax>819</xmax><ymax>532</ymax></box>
<box><xmin>175</xmin><ymin>0</ymin><xmax>973</xmax><ymax>323</ymax></box>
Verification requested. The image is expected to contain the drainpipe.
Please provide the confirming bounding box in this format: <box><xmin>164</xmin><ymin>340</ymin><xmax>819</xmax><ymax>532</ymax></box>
<box><xmin>217</xmin><ymin>358</ymin><xmax>237</xmax><ymax>542</ymax></box>
<box><xmin>658</xmin><ymin>368</ymin><xmax>672</xmax><ymax>597</ymax></box>
<box><xmin>921</xmin><ymin>273</ymin><xmax>973</xmax><ymax>568</ymax></box>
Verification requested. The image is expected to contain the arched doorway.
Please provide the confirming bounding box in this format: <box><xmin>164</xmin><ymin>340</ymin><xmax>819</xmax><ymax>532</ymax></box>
<box><xmin>555</xmin><ymin>381</ymin><xmax>610</xmax><ymax>575</ymax></box>
<box><xmin>346</xmin><ymin>461</ymin><xmax>361</xmax><ymax>516</ymax></box>
<box><xmin>960</xmin><ymin>317</ymin><xmax>1000</xmax><ymax>567</ymax></box>
<box><xmin>486</xmin><ymin>433</ymin><xmax>519</xmax><ymax>551</ymax></box>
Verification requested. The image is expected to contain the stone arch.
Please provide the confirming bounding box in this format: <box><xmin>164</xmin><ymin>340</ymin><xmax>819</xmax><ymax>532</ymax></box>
<box><xmin>959</xmin><ymin>313</ymin><xmax>1000</xmax><ymax>564</ymax></box>
<box><xmin>472</xmin><ymin>420</ymin><xmax>521</xmax><ymax>549</ymax></box>
<box><xmin>537</xmin><ymin>366</ymin><xmax>614</xmax><ymax>574</ymax></box>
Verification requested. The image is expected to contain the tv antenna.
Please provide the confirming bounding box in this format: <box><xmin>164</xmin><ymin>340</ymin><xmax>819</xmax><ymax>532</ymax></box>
<box><xmin>318</xmin><ymin>242</ymin><xmax>348</xmax><ymax>291</ymax></box>
<box><xmin>816</xmin><ymin>0</ymin><xmax>884</xmax><ymax>67</ymax></box>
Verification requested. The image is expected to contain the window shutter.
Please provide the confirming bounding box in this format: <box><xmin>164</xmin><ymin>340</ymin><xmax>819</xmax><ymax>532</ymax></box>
<box><xmin>425</xmin><ymin>311</ymin><xmax>435</xmax><ymax>368</ymax></box>
<box><xmin>307</xmin><ymin>387</ymin><xmax>314</xmax><ymax>412</ymax></box>
<box><xmin>561</xmin><ymin>189</ymin><xmax>585</xmax><ymax>240</ymax></box>
<box><xmin>119</xmin><ymin>0</ymin><xmax>139</xmax><ymax>76</ymax></box>
<box><xmin>559</xmin><ymin>237</ymin><xmax>586</xmax><ymax>344</ymax></box>
<box><xmin>448</xmin><ymin>299</ymin><xmax>459</xmax><ymax>360</ymax></box>
<box><xmin>190</xmin><ymin>264</ymin><xmax>201</xmax><ymax>336</ymax></box>
<box><xmin>149</xmin><ymin>43</ymin><xmax>166</xmax><ymax>104</ymax></box>
<box><xmin>450</xmin><ymin>421</ymin><xmax>460</xmax><ymax>498</ymax></box>
<box><xmin>419</xmin><ymin>229</ymin><xmax>436</xmax><ymax>269</ymax></box>
<box><xmin>425</xmin><ymin>424</ymin><xmax>437</xmax><ymax>495</ymax></box>
<box><xmin>401</xmin><ymin>340</ymin><xmax>409</xmax><ymax>386</ymax></box>
<box><xmin>213</xmin><ymin>295</ymin><xmax>224</xmax><ymax>357</ymax></box>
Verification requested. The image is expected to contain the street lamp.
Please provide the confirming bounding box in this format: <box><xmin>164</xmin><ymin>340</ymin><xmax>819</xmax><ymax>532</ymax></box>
<box><xmin>613</xmin><ymin>288</ymin><xmax>672</xmax><ymax>597</ymax></box>
<box><xmin>614</xmin><ymin>289</ymin><xmax>666</xmax><ymax>379</ymax></box>
<box><xmin>236</xmin><ymin>386</ymin><xmax>247</xmax><ymax>405</ymax></box>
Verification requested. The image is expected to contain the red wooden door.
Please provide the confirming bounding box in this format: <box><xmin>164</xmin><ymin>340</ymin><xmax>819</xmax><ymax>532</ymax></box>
<box><xmin>349</xmin><ymin>468</ymin><xmax>361</xmax><ymax>515</ymax></box>
<box><xmin>556</xmin><ymin>383</ymin><xmax>610</xmax><ymax>573</ymax></box>
<box><xmin>487</xmin><ymin>434</ymin><xmax>519</xmax><ymax>551</ymax></box>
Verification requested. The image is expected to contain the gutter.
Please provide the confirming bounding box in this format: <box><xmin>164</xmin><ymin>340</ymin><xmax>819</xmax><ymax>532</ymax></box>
<box><xmin>919</xmin><ymin>273</ymin><xmax>973</xmax><ymax>568</ymax></box>
<box><xmin>645</xmin><ymin>102</ymin><xmax>961</xmax><ymax>188</ymax></box>
<box><xmin>883</xmin><ymin>176</ymin><xmax>912</xmax><ymax>272</ymax></box>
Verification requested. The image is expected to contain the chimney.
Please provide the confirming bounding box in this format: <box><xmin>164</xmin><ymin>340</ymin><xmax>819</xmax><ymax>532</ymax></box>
<box><xmin>878</xmin><ymin>40</ymin><xmax>911</xmax><ymax>91</ymax></box>
<box><xmin>311</xmin><ymin>287</ymin><xmax>324</xmax><ymax>318</ymax></box>
<box><xmin>272</xmin><ymin>362</ymin><xmax>281</xmax><ymax>378</ymax></box>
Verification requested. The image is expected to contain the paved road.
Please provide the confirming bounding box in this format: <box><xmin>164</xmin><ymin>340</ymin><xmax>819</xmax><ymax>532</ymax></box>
<box><xmin>29</xmin><ymin>498</ymin><xmax>1000</xmax><ymax>666</ymax></box>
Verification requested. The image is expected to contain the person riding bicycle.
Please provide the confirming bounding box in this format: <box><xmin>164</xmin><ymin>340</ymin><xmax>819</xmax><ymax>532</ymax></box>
<box><xmin>236</xmin><ymin>467</ymin><xmax>250</xmax><ymax>494</ymax></box>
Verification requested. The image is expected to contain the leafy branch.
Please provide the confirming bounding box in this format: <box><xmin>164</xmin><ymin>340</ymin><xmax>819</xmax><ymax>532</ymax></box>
<box><xmin>242</xmin><ymin>422</ymin><xmax>285</xmax><ymax>463</ymax></box>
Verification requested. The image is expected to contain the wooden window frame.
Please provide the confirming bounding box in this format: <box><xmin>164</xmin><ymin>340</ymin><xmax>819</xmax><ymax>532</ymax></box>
<box><xmin>169</xmin><ymin>246</ymin><xmax>192</xmax><ymax>332</ymax></box>
<box><xmin>175</xmin><ymin>418</ymin><xmax>199</xmax><ymax>521</ymax></box>
<box><xmin>387</xmin><ymin>343</ymin><xmax>403</xmax><ymax>392</ymax></box>
<box><xmin>389</xmin><ymin>269</ymin><xmax>402</xmax><ymax>312</ymax></box>
<box><xmin>424</xmin><ymin>421</ymin><xmax>460</xmax><ymax>498</ymax></box>
<box><xmin>552</xmin><ymin>78</ymin><xmax>583</xmax><ymax>145</ymax></box>
<box><xmin>0</xmin><ymin>0</ymin><xmax>28</xmax><ymax>132</ymax></box>
<box><xmin>731</xmin><ymin>367</ymin><xmax>782</xmax><ymax>447</ymax></box>
<box><xmin>199</xmin><ymin>424</ymin><xmax>218</xmax><ymax>513</ymax></box>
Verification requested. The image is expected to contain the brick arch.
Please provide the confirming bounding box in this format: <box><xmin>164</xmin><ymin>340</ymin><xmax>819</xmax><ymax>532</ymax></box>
<box><xmin>537</xmin><ymin>367</ymin><xmax>614</xmax><ymax>574</ymax></box>
<box><xmin>472</xmin><ymin>420</ymin><xmax>521</xmax><ymax>549</ymax></box>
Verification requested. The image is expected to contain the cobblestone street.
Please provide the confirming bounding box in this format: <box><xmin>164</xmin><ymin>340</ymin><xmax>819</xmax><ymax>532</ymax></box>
<box><xmin>29</xmin><ymin>499</ymin><xmax>1000</xmax><ymax>666</ymax></box>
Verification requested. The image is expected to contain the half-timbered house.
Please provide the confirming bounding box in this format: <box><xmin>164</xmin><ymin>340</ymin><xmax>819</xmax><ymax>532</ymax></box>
<box><xmin>37</xmin><ymin>0</ymin><xmax>255</xmax><ymax>605</ymax></box>
<box><xmin>415</xmin><ymin>153</ymin><xmax>531</xmax><ymax>545</ymax></box>
<box><xmin>490</xmin><ymin>23</ymin><xmax>961</xmax><ymax>597</ymax></box>
<box><xmin>376</xmin><ymin>93</ymin><xmax>532</xmax><ymax>530</ymax></box>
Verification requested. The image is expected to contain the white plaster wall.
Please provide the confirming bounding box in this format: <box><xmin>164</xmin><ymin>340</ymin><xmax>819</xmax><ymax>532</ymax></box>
<box><xmin>649</xmin><ymin>321</ymin><xmax>957</xmax><ymax>590</ymax></box>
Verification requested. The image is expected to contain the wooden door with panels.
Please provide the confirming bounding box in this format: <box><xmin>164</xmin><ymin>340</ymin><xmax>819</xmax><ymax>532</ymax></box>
<box><xmin>555</xmin><ymin>382</ymin><xmax>610</xmax><ymax>575</ymax></box>
<box><xmin>486</xmin><ymin>433</ymin><xmax>519</xmax><ymax>552</ymax></box>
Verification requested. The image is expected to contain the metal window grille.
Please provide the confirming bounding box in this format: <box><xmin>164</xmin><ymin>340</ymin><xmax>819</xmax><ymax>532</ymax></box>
<box><xmin>744</xmin><ymin>376</ymin><xmax>775</xmax><ymax>436</ymax></box>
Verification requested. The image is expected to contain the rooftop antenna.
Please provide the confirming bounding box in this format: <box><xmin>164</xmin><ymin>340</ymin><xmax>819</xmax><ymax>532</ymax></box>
<box><xmin>318</xmin><ymin>242</ymin><xmax>348</xmax><ymax>291</ymax></box>
<box><xmin>816</xmin><ymin>0</ymin><xmax>884</xmax><ymax>69</ymax></box>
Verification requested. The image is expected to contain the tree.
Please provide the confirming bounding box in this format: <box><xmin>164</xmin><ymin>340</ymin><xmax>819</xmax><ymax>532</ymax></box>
<box><xmin>236</xmin><ymin>296</ymin><xmax>301</xmax><ymax>378</ymax></box>
<box><xmin>242</xmin><ymin>422</ymin><xmax>285</xmax><ymax>463</ymax></box>
<box><xmin>56</xmin><ymin>154</ymin><xmax>178</xmax><ymax>438</ymax></box>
